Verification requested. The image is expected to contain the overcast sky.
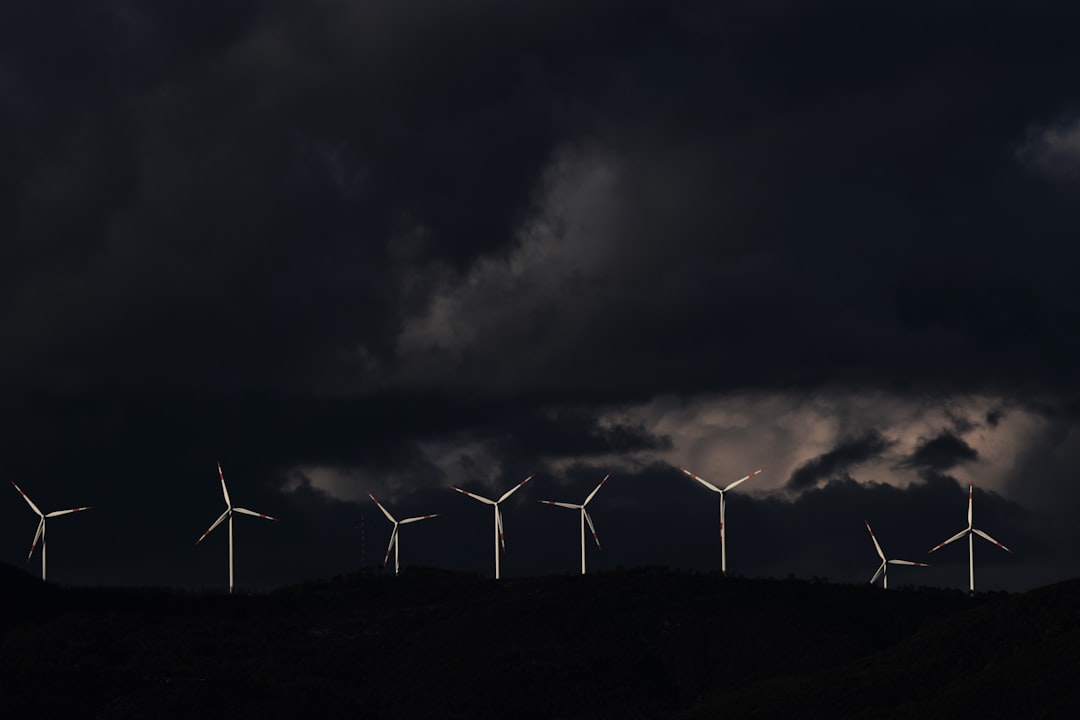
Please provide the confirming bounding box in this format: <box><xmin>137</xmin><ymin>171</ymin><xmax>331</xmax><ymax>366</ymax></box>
<box><xmin>2</xmin><ymin>0</ymin><xmax>1079</xmax><ymax>593</ymax></box>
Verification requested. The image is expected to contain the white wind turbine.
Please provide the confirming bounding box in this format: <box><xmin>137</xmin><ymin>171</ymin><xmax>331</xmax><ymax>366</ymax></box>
<box><xmin>368</xmin><ymin>493</ymin><xmax>440</xmax><ymax>576</ymax></box>
<box><xmin>679</xmin><ymin>466</ymin><xmax>766</xmax><ymax>575</ymax></box>
<box><xmin>196</xmin><ymin>462</ymin><xmax>278</xmax><ymax>594</ymax></box>
<box><xmin>11</xmin><ymin>481</ymin><xmax>92</xmax><ymax>583</ymax></box>
<box><xmin>928</xmin><ymin>481</ymin><xmax>1013</xmax><ymax>596</ymax></box>
<box><xmin>537</xmin><ymin>474</ymin><xmax>609</xmax><ymax>575</ymax></box>
<box><xmin>864</xmin><ymin>520</ymin><xmax>928</xmax><ymax>589</ymax></box>
<box><xmin>451</xmin><ymin>475</ymin><xmax>533</xmax><ymax>579</ymax></box>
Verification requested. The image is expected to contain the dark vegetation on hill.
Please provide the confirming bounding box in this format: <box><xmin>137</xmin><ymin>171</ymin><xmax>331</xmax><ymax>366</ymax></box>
<box><xmin>1</xmin><ymin>563</ymin><xmax>1078</xmax><ymax>719</ymax></box>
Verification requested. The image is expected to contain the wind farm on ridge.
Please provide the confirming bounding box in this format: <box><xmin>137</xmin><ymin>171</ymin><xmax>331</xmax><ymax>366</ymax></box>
<box><xmin>6</xmin><ymin>461</ymin><xmax>1016</xmax><ymax>595</ymax></box>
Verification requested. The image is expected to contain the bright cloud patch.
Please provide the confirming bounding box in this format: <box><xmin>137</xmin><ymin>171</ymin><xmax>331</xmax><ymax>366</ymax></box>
<box><xmin>1018</xmin><ymin>116</ymin><xmax>1080</xmax><ymax>179</ymax></box>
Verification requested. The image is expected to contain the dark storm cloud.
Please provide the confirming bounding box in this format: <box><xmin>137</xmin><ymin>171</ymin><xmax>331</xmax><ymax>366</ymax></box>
<box><xmin>487</xmin><ymin>407</ymin><xmax>672</xmax><ymax>463</ymax></box>
<box><xmin>902</xmin><ymin>431</ymin><xmax>978</xmax><ymax>472</ymax></box>
<box><xmin>1</xmin><ymin>0</ymin><xmax>1079</xmax><ymax>398</ymax></box>
<box><xmin>3</xmin><ymin>0</ymin><xmax>1080</xmax><ymax>589</ymax></box>
<box><xmin>786</xmin><ymin>430</ymin><xmax>894</xmax><ymax>490</ymax></box>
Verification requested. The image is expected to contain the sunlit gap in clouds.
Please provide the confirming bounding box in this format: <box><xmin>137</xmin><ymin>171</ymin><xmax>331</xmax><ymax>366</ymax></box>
<box><xmin>638</xmin><ymin>391</ymin><xmax>1044</xmax><ymax>499</ymax></box>
<box><xmin>280</xmin><ymin>391</ymin><xmax>1050</xmax><ymax>510</ymax></box>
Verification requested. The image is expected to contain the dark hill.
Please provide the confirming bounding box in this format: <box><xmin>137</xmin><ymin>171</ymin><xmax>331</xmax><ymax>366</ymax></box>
<box><xmin>0</xmin><ymin>565</ymin><xmax>1076</xmax><ymax>718</ymax></box>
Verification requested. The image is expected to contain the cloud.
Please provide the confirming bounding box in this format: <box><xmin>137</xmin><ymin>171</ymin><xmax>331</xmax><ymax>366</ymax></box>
<box><xmin>901</xmin><ymin>431</ymin><xmax>978</xmax><ymax>472</ymax></box>
<box><xmin>1017</xmin><ymin>116</ymin><xmax>1080</xmax><ymax>180</ymax></box>
<box><xmin>786</xmin><ymin>430</ymin><xmax>895</xmax><ymax>490</ymax></box>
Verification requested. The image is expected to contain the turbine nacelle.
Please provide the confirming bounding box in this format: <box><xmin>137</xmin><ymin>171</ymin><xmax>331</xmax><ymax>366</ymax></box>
<box><xmin>10</xmin><ymin>481</ymin><xmax>92</xmax><ymax>582</ymax></box>
<box><xmin>864</xmin><ymin>520</ymin><xmax>929</xmax><ymax>589</ymax></box>
<box><xmin>927</xmin><ymin>481</ymin><xmax>1013</xmax><ymax>595</ymax></box>
<box><xmin>537</xmin><ymin>475</ymin><xmax>610</xmax><ymax>574</ymax></box>
<box><xmin>368</xmin><ymin>493</ymin><xmax>440</xmax><ymax>575</ymax></box>
<box><xmin>679</xmin><ymin>465</ymin><xmax>766</xmax><ymax>575</ymax></box>
<box><xmin>451</xmin><ymin>475</ymin><xmax>533</xmax><ymax>579</ymax></box>
<box><xmin>197</xmin><ymin>463</ymin><xmax>278</xmax><ymax>594</ymax></box>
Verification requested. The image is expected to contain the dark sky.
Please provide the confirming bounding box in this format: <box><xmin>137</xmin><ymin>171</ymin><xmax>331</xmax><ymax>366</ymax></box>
<box><xmin>2</xmin><ymin>0</ymin><xmax>1079</xmax><ymax>592</ymax></box>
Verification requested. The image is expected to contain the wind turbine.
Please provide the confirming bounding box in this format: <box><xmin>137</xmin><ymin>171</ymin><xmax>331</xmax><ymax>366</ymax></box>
<box><xmin>537</xmin><ymin>474</ymin><xmax>609</xmax><ymax>575</ymax></box>
<box><xmin>864</xmin><ymin>520</ymin><xmax>928</xmax><ymax>589</ymax></box>
<box><xmin>196</xmin><ymin>462</ymin><xmax>278</xmax><ymax>594</ymax></box>
<box><xmin>10</xmin><ymin>481</ymin><xmax>92</xmax><ymax>583</ymax></box>
<box><xmin>679</xmin><ymin>466</ymin><xmax>766</xmax><ymax>575</ymax></box>
<box><xmin>928</xmin><ymin>481</ymin><xmax>1013</xmax><ymax>596</ymax></box>
<box><xmin>450</xmin><ymin>475</ymin><xmax>533</xmax><ymax>579</ymax></box>
<box><xmin>368</xmin><ymin>493</ymin><xmax>440</xmax><ymax>576</ymax></box>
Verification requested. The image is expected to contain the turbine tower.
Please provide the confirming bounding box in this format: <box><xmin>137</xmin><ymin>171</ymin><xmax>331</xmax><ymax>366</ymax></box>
<box><xmin>196</xmin><ymin>462</ymin><xmax>278</xmax><ymax>594</ymax></box>
<box><xmin>537</xmin><ymin>474</ymin><xmax>610</xmax><ymax>575</ymax></box>
<box><xmin>928</xmin><ymin>481</ymin><xmax>1013</xmax><ymax>596</ymax></box>
<box><xmin>11</xmin><ymin>481</ymin><xmax>92</xmax><ymax>583</ymax></box>
<box><xmin>368</xmin><ymin>493</ymin><xmax>440</xmax><ymax>576</ymax></box>
<box><xmin>864</xmin><ymin>520</ymin><xmax>928</xmax><ymax>589</ymax></box>
<box><xmin>679</xmin><ymin>466</ymin><xmax>766</xmax><ymax>575</ymax></box>
<box><xmin>451</xmin><ymin>475</ymin><xmax>533</xmax><ymax>579</ymax></box>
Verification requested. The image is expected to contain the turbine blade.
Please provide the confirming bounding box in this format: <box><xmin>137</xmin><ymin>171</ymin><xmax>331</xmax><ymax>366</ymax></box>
<box><xmin>584</xmin><ymin>509</ymin><xmax>601</xmax><ymax>550</ymax></box>
<box><xmin>869</xmin><ymin>563</ymin><xmax>884</xmax><ymax>585</ymax></box>
<box><xmin>929</xmin><ymin>528</ymin><xmax>968</xmax><ymax>553</ymax></box>
<box><xmin>368</xmin><ymin>493</ymin><xmax>397</xmax><ymax>524</ymax></box>
<box><xmin>497</xmin><ymin>474</ymin><xmax>534</xmax><ymax>503</ymax></box>
<box><xmin>973</xmin><ymin>527</ymin><xmax>1013</xmax><ymax>554</ymax></box>
<box><xmin>11</xmin><ymin>482</ymin><xmax>43</xmax><ymax>517</ymax></box>
<box><xmin>497</xmin><ymin>506</ymin><xmax>506</xmax><ymax>553</ymax></box>
<box><xmin>383</xmin><ymin>526</ymin><xmax>398</xmax><ymax>568</ymax></box>
<box><xmin>583</xmin><ymin>474</ymin><xmax>610</xmax><ymax>506</ymax></box>
<box><xmin>218</xmin><ymin>462</ymin><xmax>232</xmax><ymax>508</ymax></box>
<box><xmin>399</xmin><ymin>514</ymin><xmax>440</xmax><ymax>524</ymax></box>
<box><xmin>889</xmin><ymin>559</ymin><xmax>930</xmax><ymax>567</ymax></box>
<box><xmin>450</xmin><ymin>486</ymin><xmax>495</xmax><ymax>505</ymax></box>
<box><xmin>233</xmin><ymin>507</ymin><xmax>278</xmax><ymax>521</ymax></box>
<box><xmin>723</xmin><ymin>466</ymin><xmax>767</xmax><ymax>493</ymax></box>
<box><xmin>865</xmin><ymin>521</ymin><xmax>886</xmax><ymax>562</ymax></box>
<box><xmin>197</xmin><ymin>510</ymin><xmax>230</xmax><ymax>544</ymax></box>
<box><xmin>27</xmin><ymin>518</ymin><xmax>44</xmax><ymax>561</ymax></box>
<box><xmin>45</xmin><ymin>506</ymin><xmax>92</xmax><ymax>518</ymax></box>
<box><xmin>967</xmin><ymin>482</ymin><xmax>973</xmax><ymax>528</ymax></box>
<box><xmin>536</xmin><ymin>500</ymin><xmax>580</xmax><ymax>510</ymax></box>
<box><xmin>678</xmin><ymin>467</ymin><xmax>721</xmax><ymax>493</ymax></box>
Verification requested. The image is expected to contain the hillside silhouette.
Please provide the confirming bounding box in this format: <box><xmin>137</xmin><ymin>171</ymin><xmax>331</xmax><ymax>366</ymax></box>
<box><xmin>0</xmin><ymin>563</ymin><xmax>1077</xmax><ymax>718</ymax></box>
